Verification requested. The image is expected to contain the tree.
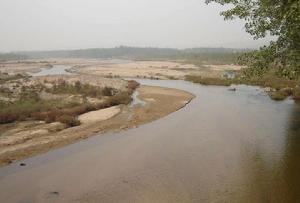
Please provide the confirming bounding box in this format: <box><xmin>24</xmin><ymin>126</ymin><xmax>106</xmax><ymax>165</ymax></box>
<box><xmin>205</xmin><ymin>0</ymin><xmax>300</xmax><ymax>79</ymax></box>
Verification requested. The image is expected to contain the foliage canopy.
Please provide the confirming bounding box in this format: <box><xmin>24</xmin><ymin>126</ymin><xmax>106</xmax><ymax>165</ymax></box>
<box><xmin>206</xmin><ymin>0</ymin><xmax>300</xmax><ymax>79</ymax></box>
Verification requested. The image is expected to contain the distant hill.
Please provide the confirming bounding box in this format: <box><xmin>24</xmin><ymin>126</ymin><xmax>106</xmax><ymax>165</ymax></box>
<box><xmin>17</xmin><ymin>46</ymin><xmax>249</xmax><ymax>59</ymax></box>
<box><xmin>0</xmin><ymin>53</ymin><xmax>28</xmax><ymax>62</ymax></box>
<box><xmin>1</xmin><ymin>46</ymin><xmax>251</xmax><ymax>64</ymax></box>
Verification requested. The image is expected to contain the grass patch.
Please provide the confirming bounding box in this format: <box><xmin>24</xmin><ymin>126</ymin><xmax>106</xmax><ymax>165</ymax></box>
<box><xmin>185</xmin><ymin>75</ymin><xmax>232</xmax><ymax>86</ymax></box>
<box><xmin>185</xmin><ymin>73</ymin><xmax>300</xmax><ymax>101</ymax></box>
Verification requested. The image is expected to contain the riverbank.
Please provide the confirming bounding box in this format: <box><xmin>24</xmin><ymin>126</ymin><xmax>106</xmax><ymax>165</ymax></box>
<box><xmin>185</xmin><ymin>74</ymin><xmax>300</xmax><ymax>101</ymax></box>
<box><xmin>0</xmin><ymin>85</ymin><xmax>194</xmax><ymax>166</ymax></box>
<box><xmin>0</xmin><ymin>58</ymin><xmax>243</xmax><ymax>79</ymax></box>
<box><xmin>1</xmin><ymin>79</ymin><xmax>298</xmax><ymax>203</ymax></box>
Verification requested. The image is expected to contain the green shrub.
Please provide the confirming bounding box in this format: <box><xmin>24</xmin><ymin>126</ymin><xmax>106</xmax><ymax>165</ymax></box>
<box><xmin>61</xmin><ymin>105</ymin><xmax>89</xmax><ymax>116</ymax></box>
<box><xmin>268</xmin><ymin>89</ymin><xmax>292</xmax><ymax>101</ymax></box>
<box><xmin>185</xmin><ymin>75</ymin><xmax>232</xmax><ymax>86</ymax></box>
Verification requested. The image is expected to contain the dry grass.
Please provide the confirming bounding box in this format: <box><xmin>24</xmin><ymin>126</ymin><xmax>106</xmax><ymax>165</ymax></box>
<box><xmin>46</xmin><ymin>79</ymin><xmax>116</xmax><ymax>98</ymax></box>
<box><xmin>293</xmin><ymin>87</ymin><xmax>300</xmax><ymax>100</ymax></box>
<box><xmin>0</xmin><ymin>72</ymin><xmax>26</xmax><ymax>84</ymax></box>
<box><xmin>57</xmin><ymin>115</ymin><xmax>80</xmax><ymax>127</ymax></box>
<box><xmin>0</xmin><ymin>79</ymin><xmax>140</xmax><ymax>125</ymax></box>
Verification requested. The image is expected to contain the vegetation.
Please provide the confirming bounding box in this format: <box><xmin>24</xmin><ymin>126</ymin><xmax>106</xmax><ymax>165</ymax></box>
<box><xmin>184</xmin><ymin>0</ymin><xmax>300</xmax><ymax>101</ymax></box>
<box><xmin>126</xmin><ymin>80</ymin><xmax>140</xmax><ymax>91</ymax></box>
<box><xmin>268</xmin><ymin>88</ymin><xmax>293</xmax><ymax>101</ymax></box>
<box><xmin>185</xmin><ymin>75</ymin><xmax>232</xmax><ymax>86</ymax></box>
<box><xmin>0</xmin><ymin>79</ymin><xmax>139</xmax><ymax>126</ymax></box>
<box><xmin>0</xmin><ymin>72</ymin><xmax>27</xmax><ymax>84</ymax></box>
<box><xmin>0</xmin><ymin>53</ymin><xmax>28</xmax><ymax>62</ymax></box>
<box><xmin>293</xmin><ymin>87</ymin><xmax>300</xmax><ymax>100</ymax></box>
<box><xmin>0</xmin><ymin>98</ymin><xmax>77</xmax><ymax>124</ymax></box>
<box><xmin>206</xmin><ymin>0</ymin><xmax>300</xmax><ymax>80</ymax></box>
<box><xmin>46</xmin><ymin>80</ymin><xmax>115</xmax><ymax>98</ymax></box>
<box><xmin>15</xmin><ymin>46</ymin><xmax>247</xmax><ymax>65</ymax></box>
<box><xmin>56</xmin><ymin>115</ymin><xmax>80</xmax><ymax>127</ymax></box>
<box><xmin>185</xmin><ymin>73</ymin><xmax>299</xmax><ymax>101</ymax></box>
<box><xmin>2</xmin><ymin>46</ymin><xmax>248</xmax><ymax>69</ymax></box>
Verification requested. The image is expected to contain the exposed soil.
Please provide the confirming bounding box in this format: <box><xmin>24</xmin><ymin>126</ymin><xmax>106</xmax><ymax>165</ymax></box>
<box><xmin>78</xmin><ymin>106</ymin><xmax>121</xmax><ymax>124</ymax></box>
<box><xmin>0</xmin><ymin>58</ymin><xmax>244</xmax><ymax>79</ymax></box>
<box><xmin>0</xmin><ymin>85</ymin><xmax>194</xmax><ymax>166</ymax></box>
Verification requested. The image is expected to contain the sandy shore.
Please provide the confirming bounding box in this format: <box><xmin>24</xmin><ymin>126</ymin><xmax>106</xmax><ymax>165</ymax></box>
<box><xmin>78</xmin><ymin>106</ymin><xmax>121</xmax><ymax>124</ymax></box>
<box><xmin>0</xmin><ymin>58</ymin><xmax>236</xmax><ymax>166</ymax></box>
<box><xmin>0</xmin><ymin>58</ymin><xmax>244</xmax><ymax>79</ymax></box>
<box><xmin>0</xmin><ymin>85</ymin><xmax>194</xmax><ymax>166</ymax></box>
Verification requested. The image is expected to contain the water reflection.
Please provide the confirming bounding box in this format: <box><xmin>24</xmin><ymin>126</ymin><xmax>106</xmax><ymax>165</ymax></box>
<box><xmin>237</xmin><ymin>102</ymin><xmax>300</xmax><ymax>202</ymax></box>
<box><xmin>30</xmin><ymin>65</ymin><xmax>72</xmax><ymax>76</ymax></box>
<box><xmin>0</xmin><ymin>80</ymin><xmax>299</xmax><ymax>202</ymax></box>
<box><xmin>134</xmin><ymin>79</ymin><xmax>300</xmax><ymax>202</ymax></box>
<box><xmin>281</xmin><ymin>105</ymin><xmax>300</xmax><ymax>201</ymax></box>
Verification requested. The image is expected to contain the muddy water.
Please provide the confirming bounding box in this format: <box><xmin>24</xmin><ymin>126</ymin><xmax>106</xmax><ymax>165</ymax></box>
<box><xmin>0</xmin><ymin>80</ymin><xmax>299</xmax><ymax>203</ymax></box>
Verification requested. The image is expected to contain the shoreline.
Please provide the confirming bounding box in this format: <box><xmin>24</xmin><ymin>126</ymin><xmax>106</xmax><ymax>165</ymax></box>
<box><xmin>0</xmin><ymin>85</ymin><xmax>195</xmax><ymax>167</ymax></box>
<box><xmin>185</xmin><ymin>75</ymin><xmax>300</xmax><ymax>101</ymax></box>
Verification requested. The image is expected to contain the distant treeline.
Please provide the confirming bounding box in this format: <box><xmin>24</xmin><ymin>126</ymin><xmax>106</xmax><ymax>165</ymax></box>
<box><xmin>0</xmin><ymin>53</ymin><xmax>28</xmax><ymax>62</ymax></box>
<box><xmin>2</xmin><ymin>46</ymin><xmax>251</xmax><ymax>64</ymax></box>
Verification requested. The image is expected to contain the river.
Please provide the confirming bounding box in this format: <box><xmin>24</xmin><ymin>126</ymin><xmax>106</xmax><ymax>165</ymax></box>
<box><xmin>0</xmin><ymin>79</ymin><xmax>299</xmax><ymax>202</ymax></box>
<box><xmin>30</xmin><ymin>65</ymin><xmax>72</xmax><ymax>76</ymax></box>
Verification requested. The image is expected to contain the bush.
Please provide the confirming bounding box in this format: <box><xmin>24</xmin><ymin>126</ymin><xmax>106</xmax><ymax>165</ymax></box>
<box><xmin>61</xmin><ymin>105</ymin><xmax>89</xmax><ymax>116</ymax></box>
<box><xmin>102</xmin><ymin>87</ymin><xmax>114</xmax><ymax>96</ymax></box>
<box><xmin>0</xmin><ymin>79</ymin><xmax>137</xmax><ymax>125</ymax></box>
<box><xmin>46</xmin><ymin>80</ymin><xmax>117</xmax><ymax>98</ymax></box>
<box><xmin>127</xmin><ymin>80</ymin><xmax>140</xmax><ymax>91</ymax></box>
<box><xmin>57</xmin><ymin>115</ymin><xmax>80</xmax><ymax>127</ymax></box>
<box><xmin>0</xmin><ymin>112</ymin><xmax>18</xmax><ymax>124</ymax></box>
<box><xmin>185</xmin><ymin>75</ymin><xmax>232</xmax><ymax>86</ymax></box>
<box><xmin>293</xmin><ymin>87</ymin><xmax>300</xmax><ymax>100</ymax></box>
<box><xmin>106</xmin><ymin>92</ymin><xmax>132</xmax><ymax>106</ymax></box>
<box><xmin>268</xmin><ymin>89</ymin><xmax>292</xmax><ymax>101</ymax></box>
<box><xmin>32</xmin><ymin>110</ymin><xmax>62</xmax><ymax>123</ymax></box>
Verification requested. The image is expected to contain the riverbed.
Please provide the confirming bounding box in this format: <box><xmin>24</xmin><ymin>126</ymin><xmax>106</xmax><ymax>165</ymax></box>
<box><xmin>30</xmin><ymin>65</ymin><xmax>72</xmax><ymax>76</ymax></box>
<box><xmin>0</xmin><ymin>79</ymin><xmax>299</xmax><ymax>202</ymax></box>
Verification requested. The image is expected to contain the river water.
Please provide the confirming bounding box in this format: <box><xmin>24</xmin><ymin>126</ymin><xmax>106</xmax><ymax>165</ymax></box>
<box><xmin>0</xmin><ymin>79</ymin><xmax>299</xmax><ymax>202</ymax></box>
<box><xmin>30</xmin><ymin>65</ymin><xmax>72</xmax><ymax>76</ymax></box>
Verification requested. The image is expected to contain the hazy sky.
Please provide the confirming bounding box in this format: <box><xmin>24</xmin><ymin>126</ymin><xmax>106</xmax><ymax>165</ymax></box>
<box><xmin>0</xmin><ymin>0</ymin><xmax>272</xmax><ymax>52</ymax></box>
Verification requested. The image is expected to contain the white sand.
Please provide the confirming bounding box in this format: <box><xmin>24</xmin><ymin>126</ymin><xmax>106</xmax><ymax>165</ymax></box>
<box><xmin>78</xmin><ymin>106</ymin><xmax>121</xmax><ymax>124</ymax></box>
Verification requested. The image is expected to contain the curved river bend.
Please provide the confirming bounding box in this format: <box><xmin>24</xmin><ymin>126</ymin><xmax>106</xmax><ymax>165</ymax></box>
<box><xmin>0</xmin><ymin>79</ymin><xmax>299</xmax><ymax>202</ymax></box>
